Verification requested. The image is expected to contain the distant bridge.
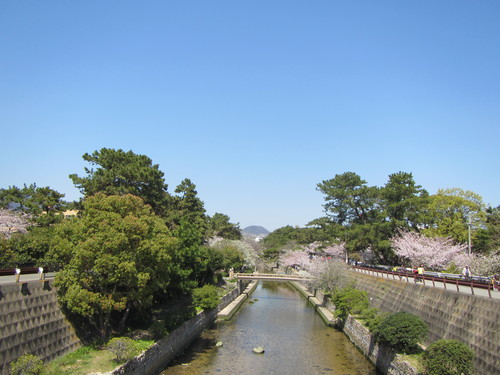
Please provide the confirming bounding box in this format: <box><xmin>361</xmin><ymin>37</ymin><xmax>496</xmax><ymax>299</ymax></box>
<box><xmin>235</xmin><ymin>273</ymin><xmax>315</xmax><ymax>282</ymax></box>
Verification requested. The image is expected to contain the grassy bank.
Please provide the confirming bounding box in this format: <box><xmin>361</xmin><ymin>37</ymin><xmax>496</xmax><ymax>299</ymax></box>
<box><xmin>42</xmin><ymin>340</ymin><xmax>153</xmax><ymax>375</ymax></box>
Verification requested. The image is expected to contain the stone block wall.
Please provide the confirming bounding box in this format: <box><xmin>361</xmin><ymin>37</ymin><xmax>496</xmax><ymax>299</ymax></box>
<box><xmin>112</xmin><ymin>281</ymin><xmax>247</xmax><ymax>375</ymax></box>
<box><xmin>351</xmin><ymin>272</ymin><xmax>500</xmax><ymax>375</ymax></box>
<box><xmin>0</xmin><ymin>280</ymin><xmax>80</xmax><ymax>375</ymax></box>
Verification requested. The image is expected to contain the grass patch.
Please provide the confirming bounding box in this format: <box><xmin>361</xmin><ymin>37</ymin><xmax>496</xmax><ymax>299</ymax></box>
<box><xmin>42</xmin><ymin>340</ymin><xmax>154</xmax><ymax>375</ymax></box>
<box><xmin>399</xmin><ymin>353</ymin><xmax>425</xmax><ymax>373</ymax></box>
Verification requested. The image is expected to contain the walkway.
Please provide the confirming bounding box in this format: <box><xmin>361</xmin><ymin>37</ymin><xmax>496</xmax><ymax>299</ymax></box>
<box><xmin>235</xmin><ymin>273</ymin><xmax>314</xmax><ymax>282</ymax></box>
<box><xmin>352</xmin><ymin>267</ymin><xmax>500</xmax><ymax>300</ymax></box>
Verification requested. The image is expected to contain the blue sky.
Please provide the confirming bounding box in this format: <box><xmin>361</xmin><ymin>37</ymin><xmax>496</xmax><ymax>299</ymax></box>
<box><xmin>1</xmin><ymin>1</ymin><xmax>499</xmax><ymax>231</ymax></box>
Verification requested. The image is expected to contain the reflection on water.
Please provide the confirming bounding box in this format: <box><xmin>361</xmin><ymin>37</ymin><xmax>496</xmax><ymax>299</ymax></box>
<box><xmin>161</xmin><ymin>282</ymin><xmax>377</xmax><ymax>375</ymax></box>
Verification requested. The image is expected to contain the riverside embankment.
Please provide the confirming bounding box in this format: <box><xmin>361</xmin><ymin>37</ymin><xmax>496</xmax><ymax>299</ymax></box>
<box><xmin>110</xmin><ymin>280</ymin><xmax>254</xmax><ymax>375</ymax></box>
<box><xmin>0</xmin><ymin>280</ymin><xmax>80</xmax><ymax>375</ymax></box>
<box><xmin>291</xmin><ymin>271</ymin><xmax>500</xmax><ymax>375</ymax></box>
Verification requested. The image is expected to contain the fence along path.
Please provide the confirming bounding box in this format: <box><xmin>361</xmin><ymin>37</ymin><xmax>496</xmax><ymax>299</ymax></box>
<box><xmin>235</xmin><ymin>273</ymin><xmax>315</xmax><ymax>282</ymax></box>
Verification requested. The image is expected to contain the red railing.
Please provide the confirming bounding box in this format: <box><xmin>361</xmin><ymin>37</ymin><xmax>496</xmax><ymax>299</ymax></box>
<box><xmin>352</xmin><ymin>266</ymin><xmax>496</xmax><ymax>298</ymax></box>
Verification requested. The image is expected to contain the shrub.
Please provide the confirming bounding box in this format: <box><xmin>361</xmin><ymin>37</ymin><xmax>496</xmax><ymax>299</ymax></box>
<box><xmin>422</xmin><ymin>339</ymin><xmax>474</xmax><ymax>375</ymax></box>
<box><xmin>359</xmin><ymin>307</ymin><xmax>386</xmax><ymax>332</ymax></box>
<box><xmin>106</xmin><ymin>337</ymin><xmax>136</xmax><ymax>363</ymax></box>
<box><xmin>192</xmin><ymin>284</ymin><xmax>220</xmax><ymax>310</ymax></box>
<box><xmin>150</xmin><ymin>320</ymin><xmax>168</xmax><ymax>340</ymax></box>
<box><xmin>374</xmin><ymin>311</ymin><xmax>427</xmax><ymax>354</ymax></box>
<box><xmin>10</xmin><ymin>354</ymin><xmax>43</xmax><ymax>375</ymax></box>
<box><xmin>332</xmin><ymin>287</ymin><xmax>369</xmax><ymax>319</ymax></box>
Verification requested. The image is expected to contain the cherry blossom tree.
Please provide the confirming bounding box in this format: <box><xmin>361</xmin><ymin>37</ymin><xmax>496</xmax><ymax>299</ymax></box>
<box><xmin>391</xmin><ymin>230</ymin><xmax>466</xmax><ymax>270</ymax></box>
<box><xmin>322</xmin><ymin>242</ymin><xmax>347</xmax><ymax>261</ymax></box>
<box><xmin>452</xmin><ymin>253</ymin><xmax>500</xmax><ymax>276</ymax></box>
<box><xmin>280</xmin><ymin>249</ymin><xmax>311</xmax><ymax>270</ymax></box>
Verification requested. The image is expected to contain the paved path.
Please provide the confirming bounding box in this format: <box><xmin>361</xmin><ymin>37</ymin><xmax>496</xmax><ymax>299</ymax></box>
<box><xmin>0</xmin><ymin>273</ymin><xmax>55</xmax><ymax>285</ymax></box>
<box><xmin>352</xmin><ymin>268</ymin><xmax>500</xmax><ymax>300</ymax></box>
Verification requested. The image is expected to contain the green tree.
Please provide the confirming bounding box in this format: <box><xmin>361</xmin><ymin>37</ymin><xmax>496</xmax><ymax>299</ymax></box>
<box><xmin>69</xmin><ymin>148</ymin><xmax>169</xmax><ymax>216</ymax></box>
<box><xmin>50</xmin><ymin>193</ymin><xmax>178</xmax><ymax>340</ymax></box>
<box><xmin>424</xmin><ymin>188</ymin><xmax>486</xmax><ymax>245</ymax></box>
<box><xmin>0</xmin><ymin>184</ymin><xmax>66</xmax><ymax>226</ymax></box>
<box><xmin>8</xmin><ymin>226</ymin><xmax>55</xmax><ymax>266</ymax></box>
<box><xmin>168</xmin><ymin>178</ymin><xmax>207</xmax><ymax>229</ymax></box>
<box><xmin>207</xmin><ymin>213</ymin><xmax>242</xmax><ymax>240</ymax></box>
<box><xmin>474</xmin><ymin>205</ymin><xmax>500</xmax><ymax>254</ymax></box>
<box><xmin>381</xmin><ymin>171</ymin><xmax>429</xmax><ymax>232</ymax></box>
<box><xmin>317</xmin><ymin>172</ymin><xmax>379</xmax><ymax>226</ymax></box>
<box><xmin>212</xmin><ymin>242</ymin><xmax>245</xmax><ymax>272</ymax></box>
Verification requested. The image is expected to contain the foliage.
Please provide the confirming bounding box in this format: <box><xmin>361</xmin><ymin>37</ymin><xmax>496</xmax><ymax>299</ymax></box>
<box><xmin>163</xmin><ymin>306</ymin><xmax>197</xmax><ymax>332</ymax></box>
<box><xmin>150</xmin><ymin>320</ymin><xmax>169</xmax><ymax>340</ymax></box>
<box><xmin>50</xmin><ymin>193</ymin><xmax>178</xmax><ymax>340</ymax></box>
<box><xmin>422</xmin><ymin>339</ymin><xmax>474</xmax><ymax>375</ymax></box>
<box><xmin>391</xmin><ymin>230</ymin><xmax>466</xmax><ymax>269</ymax></box>
<box><xmin>359</xmin><ymin>307</ymin><xmax>387</xmax><ymax>332</ymax></box>
<box><xmin>332</xmin><ymin>287</ymin><xmax>369</xmax><ymax>320</ymax></box>
<box><xmin>106</xmin><ymin>337</ymin><xmax>136</xmax><ymax>363</ymax></box>
<box><xmin>0</xmin><ymin>184</ymin><xmax>66</xmax><ymax>226</ymax></box>
<box><xmin>424</xmin><ymin>188</ymin><xmax>486</xmax><ymax>245</ymax></box>
<box><xmin>380</xmin><ymin>171</ymin><xmax>430</xmax><ymax>232</ymax></box>
<box><xmin>7</xmin><ymin>227</ymin><xmax>55</xmax><ymax>267</ymax></box>
<box><xmin>476</xmin><ymin>205</ymin><xmax>500</xmax><ymax>254</ymax></box>
<box><xmin>315</xmin><ymin>171</ymin><xmax>431</xmax><ymax>262</ymax></box>
<box><xmin>211</xmin><ymin>242</ymin><xmax>245</xmax><ymax>271</ymax></box>
<box><xmin>317</xmin><ymin>172</ymin><xmax>379</xmax><ymax>226</ymax></box>
<box><xmin>374</xmin><ymin>311</ymin><xmax>428</xmax><ymax>354</ymax></box>
<box><xmin>207</xmin><ymin>212</ymin><xmax>242</xmax><ymax>240</ymax></box>
<box><xmin>167</xmin><ymin>178</ymin><xmax>207</xmax><ymax>230</ymax></box>
<box><xmin>10</xmin><ymin>354</ymin><xmax>43</xmax><ymax>375</ymax></box>
<box><xmin>192</xmin><ymin>284</ymin><xmax>220</xmax><ymax>310</ymax></box>
<box><xmin>69</xmin><ymin>148</ymin><xmax>169</xmax><ymax>216</ymax></box>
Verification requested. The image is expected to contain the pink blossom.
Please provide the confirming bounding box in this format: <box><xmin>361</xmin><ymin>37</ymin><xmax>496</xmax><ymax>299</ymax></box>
<box><xmin>391</xmin><ymin>230</ymin><xmax>466</xmax><ymax>270</ymax></box>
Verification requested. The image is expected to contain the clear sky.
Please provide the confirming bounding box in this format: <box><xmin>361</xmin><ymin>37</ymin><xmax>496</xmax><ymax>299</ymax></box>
<box><xmin>1</xmin><ymin>1</ymin><xmax>499</xmax><ymax>231</ymax></box>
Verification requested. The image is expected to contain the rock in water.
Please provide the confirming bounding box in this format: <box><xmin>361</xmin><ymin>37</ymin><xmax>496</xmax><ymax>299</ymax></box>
<box><xmin>252</xmin><ymin>346</ymin><xmax>265</xmax><ymax>354</ymax></box>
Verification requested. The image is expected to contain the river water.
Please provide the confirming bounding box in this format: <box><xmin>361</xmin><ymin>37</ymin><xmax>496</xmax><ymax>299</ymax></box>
<box><xmin>160</xmin><ymin>282</ymin><xmax>378</xmax><ymax>375</ymax></box>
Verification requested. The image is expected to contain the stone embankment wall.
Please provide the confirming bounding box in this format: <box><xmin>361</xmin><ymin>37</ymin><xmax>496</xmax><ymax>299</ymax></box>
<box><xmin>341</xmin><ymin>315</ymin><xmax>418</xmax><ymax>375</ymax></box>
<box><xmin>112</xmin><ymin>280</ymin><xmax>251</xmax><ymax>375</ymax></box>
<box><xmin>290</xmin><ymin>281</ymin><xmax>416</xmax><ymax>375</ymax></box>
<box><xmin>351</xmin><ymin>272</ymin><xmax>500</xmax><ymax>375</ymax></box>
<box><xmin>0</xmin><ymin>280</ymin><xmax>80</xmax><ymax>375</ymax></box>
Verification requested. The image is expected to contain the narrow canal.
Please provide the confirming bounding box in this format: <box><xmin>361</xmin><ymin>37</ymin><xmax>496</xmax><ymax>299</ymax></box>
<box><xmin>160</xmin><ymin>282</ymin><xmax>378</xmax><ymax>374</ymax></box>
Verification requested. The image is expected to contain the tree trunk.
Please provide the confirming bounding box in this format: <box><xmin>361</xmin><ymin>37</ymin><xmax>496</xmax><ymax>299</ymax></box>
<box><xmin>118</xmin><ymin>305</ymin><xmax>131</xmax><ymax>333</ymax></box>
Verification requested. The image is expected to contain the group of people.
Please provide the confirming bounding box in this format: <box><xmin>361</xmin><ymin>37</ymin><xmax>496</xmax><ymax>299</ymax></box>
<box><xmin>391</xmin><ymin>264</ymin><xmax>473</xmax><ymax>282</ymax></box>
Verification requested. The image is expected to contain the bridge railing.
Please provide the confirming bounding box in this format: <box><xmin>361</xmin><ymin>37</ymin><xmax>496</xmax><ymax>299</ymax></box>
<box><xmin>352</xmin><ymin>266</ymin><xmax>495</xmax><ymax>298</ymax></box>
<box><xmin>235</xmin><ymin>273</ymin><xmax>314</xmax><ymax>280</ymax></box>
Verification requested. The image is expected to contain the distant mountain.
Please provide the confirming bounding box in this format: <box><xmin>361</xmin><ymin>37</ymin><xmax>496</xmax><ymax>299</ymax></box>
<box><xmin>242</xmin><ymin>225</ymin><xmax>270</xmax><ymax>236</ymax></box>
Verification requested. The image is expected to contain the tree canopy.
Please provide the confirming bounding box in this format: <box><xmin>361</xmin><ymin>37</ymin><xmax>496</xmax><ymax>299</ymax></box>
<box><xmin>50</xmin><ymin>193</ymin><xmax>178</xmax><ymax>340</ymax></box>
<box><xmin>69</xmin><ymin>148</ymin><xmax>169</xmax><ymax>215</ymax></box>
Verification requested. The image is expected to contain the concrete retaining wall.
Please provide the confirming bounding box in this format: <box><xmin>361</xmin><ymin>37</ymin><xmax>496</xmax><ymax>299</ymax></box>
<box><xmin>112</xmin><ymin>281</ymin><xmax>249</xmax><ymax>375</ymax></box>
<box><xmin>0</xmin><ymin>280</ymin><xmax>80</xmax><ymax>375</ymax></box>
<box><xmin>351</xmin><ymin>272</ymin><xmax>500</xmax><ymax>375</ymax></box>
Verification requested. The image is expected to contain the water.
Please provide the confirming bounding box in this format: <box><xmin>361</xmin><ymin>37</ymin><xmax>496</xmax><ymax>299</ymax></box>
<box><xmin>161</xmin><ymin>282</ymin><xmax>378</xmax><ymax>374</ymax></box>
